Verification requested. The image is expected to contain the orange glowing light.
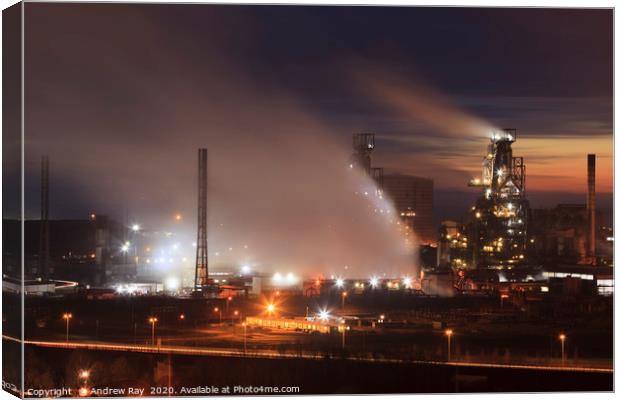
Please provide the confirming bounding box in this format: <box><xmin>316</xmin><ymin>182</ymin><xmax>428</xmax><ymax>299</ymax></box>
<box><xmin>174</xmin><ymin>213</ymin><xmax>182</xmax><ymax>221</ymax></box>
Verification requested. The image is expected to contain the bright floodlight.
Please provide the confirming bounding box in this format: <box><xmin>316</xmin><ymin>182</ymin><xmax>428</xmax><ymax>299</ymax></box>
<box><xmin>266</xmin><ymin>303</ymin><xmax>275</xmax><ymax>314</ymax></box>
<box><xmin>403</xmin><ymin>277</ymin><xmax>412</xmax><ymax>287</ymax></box>
<box><xmin>131</xmin><ymin>224</ymin><xmax>140</xmax><ymax>232</ymax></box>
<box><xmin>241</xmin><ymin>265</ymin><xmax>251</xmax><ymax>274</ymax></box>
<box><xmin>273</xmin><ymin>272</ymin><xmax>282</xmax><ymax>282</ymax></box>
<box><xmin>335</xmin><ymin>278</ymin><xmax>344</xmax><ymax>288</ymax></box>
<box><xmin>318</xmin><ymin>310</ymin><xmax>330</xmax><ymax>321</ymax></box>
<box><xmin>165</xmin><ymin>277</ymin><xmax>180</xmax><ymax>291</ymax></box>
<box><xmin>370</xmin><ymin>277</ymin><xmax>379</xmax><ymax>287</ymax></box>
<box><xmin>120</xmin><ymin>243</ymin><xmax>130</xmax><ymax>253</ymax></box>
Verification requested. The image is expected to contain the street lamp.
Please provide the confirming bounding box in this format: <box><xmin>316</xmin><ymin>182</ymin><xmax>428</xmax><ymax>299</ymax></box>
<box><xmin>62</xmin><ymin>313</ymin><xmax>73</xmax><ymax>342</ymax></box>
<box><xmin>500</xmin><ymin>293</ymin><xmax>509</xmax><ymax>308</ymax></box>
<box><xmin>241</xmin><ymin>322</ymin><xmax>247</xmax><ymax>354</ymax></box>
<box><xmin>340</xmin><ymin>323</ymin><xmax>349</xmax><ymax>349</ymax></box>
<box><xmin>148</xmin><ymin>317</ymin><xmax>158</xmax><ymax>345</ymax></box>
<box><xmin>559</xmin><ymin>333</ymin><xmax>566</xmax><ymax>364</ymax></box>
<box><xmin>266</xmin><ymin>303</ymin><xmax>275</xmax><ymax>316</ymax></box>
<box><xmin>233</xmin><ymin>310</ymin><xmax>241</xmax><ymax>323</ymax></box>
<box><xmin>341</xmin><ymin>291</ymin><xmax>348</xmax><ymax>308</ymax></box>
<box><xmin>226</xmin><ymin>296</ymin><xmax>233</xmax><ymax>313</ymax></box>
<box><xmin>445</xmin><ymin>329</ymin><xmax>454</xmax><ymax>361</ymax></box>
<box><xmin>214</xmin><ymin>307</ymin><xmax>222</xmax><ymax>324</ymax></box>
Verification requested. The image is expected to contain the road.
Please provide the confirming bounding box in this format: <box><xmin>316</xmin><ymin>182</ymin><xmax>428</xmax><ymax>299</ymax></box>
<box><xmin>3</xmin><ymin>335</ymin><xmax>612</xmax><ymax>374</ymax></box>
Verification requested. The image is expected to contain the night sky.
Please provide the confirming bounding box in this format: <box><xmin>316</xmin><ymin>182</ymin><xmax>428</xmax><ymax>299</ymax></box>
<box><xmin>20</xmin><ymin>4</ymin><xmax>613</xmax><ymax>230</ymax></box>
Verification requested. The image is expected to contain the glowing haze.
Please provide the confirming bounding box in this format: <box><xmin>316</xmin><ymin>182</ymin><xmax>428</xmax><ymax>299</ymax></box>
<box><xmin>19</xmin><ymin>5</ymin><xmax>612</xmax><ymax>279</ymax></box>
<box><xmin>23</xmin><ymin>5</ymin><xmax>416</xmax><ymax>279</ymax></box>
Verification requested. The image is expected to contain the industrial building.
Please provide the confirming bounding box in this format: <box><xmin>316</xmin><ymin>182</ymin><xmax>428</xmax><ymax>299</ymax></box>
<box><xmin>2</xmin><ymin>216</ymin><xmax>131</xmax><ymax>285</ymax></box>
<box><xmin>382</xmin><ymin>174</ymin><xmax>434</xmax><ymax>245</ymax></box>
<box><xmin>350</xmin><ymin>133</ymin><xmax>435</xmax><ymax>246</ymax></box>
<box><xmin>429</xmin><ymin>131</ymin><xmax>613</xmax><ymax>299</ymax></box>
<box><xmin>466</xmin><ymin>129</ymin><xmax>531</xmax><ymax>269</ymax></box>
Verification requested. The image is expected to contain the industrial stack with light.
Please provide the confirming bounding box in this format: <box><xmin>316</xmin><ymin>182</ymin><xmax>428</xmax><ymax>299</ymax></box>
<box><xmin>467</xmin><ymin>129</ymin><xmax>530</xmax><ymax>269</ymax></box>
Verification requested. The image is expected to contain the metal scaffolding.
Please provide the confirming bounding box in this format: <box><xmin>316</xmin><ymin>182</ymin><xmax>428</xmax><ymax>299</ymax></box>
<box><xmin>468</xmin><ymin>129</ymin><xmax>530</xmax><ymax>269</ymax></box>
<box><xmin>351</xmin><ymin>133</ymin><xmax>375</xmax><ymax>174</ymax></box>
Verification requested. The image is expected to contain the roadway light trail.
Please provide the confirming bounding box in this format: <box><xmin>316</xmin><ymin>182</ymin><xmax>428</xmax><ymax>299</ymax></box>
<box><xmin>2</xmin><ymin>336</ymin><xmax>612</xmax><ymax>374</ymax></box>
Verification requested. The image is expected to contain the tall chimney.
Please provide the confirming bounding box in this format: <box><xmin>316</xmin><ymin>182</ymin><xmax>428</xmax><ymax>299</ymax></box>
<box><xmin>587</xmin><ymin>154</ymin><xmax>596</xmax><ymax>265</ymax></box>
<box><xmin>195</xmin><ymin>148</ymin><xmax>209</xmax><ymax>290</ymax></box>
<box><xmin>39</xmin><ymin>155</ymin><xmax>50</xmax><ymax>278</ymax></box>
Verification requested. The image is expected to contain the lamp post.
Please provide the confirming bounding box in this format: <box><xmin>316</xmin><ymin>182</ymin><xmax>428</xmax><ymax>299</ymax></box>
<box><xmin>148</xmin><ymin>317</ymin><xmax>158</xmax><ymax>345</ymax></box>
<box><xmin>242</xmin><ymin>322</ymin><xmax>247</xmax><ymax>354</ymax></box>
<box><xmin>445</xmin><ymin>329</ymin><xmax>453</xmax><ymax>361</ymax></box>
<box><xmin>214</xmin><ymin>307</ymin><xmax>222</xmax><ymax>324</ymax></box>
<box><xmin>500</xmin><ymin>294</ymin><xmax>509</xmax><ymax>308</ymax></box>
<box><xmin>226</xmin><ymin>296</ymin><xmax>232</xmax><ymax>313</ymax></box>
<box><xmin>233</xmin><ymin>310</ymin><xmax>241</xmax><ymax>323</ymax></box>
<box><xmin>341</xmin><ymin>291</ymin><xmax>348</xmax><ymax>309</ymax></box>
<box><xmin>559</xmin><ymin>334</ymin><xmax>566</xmax><ymax>364</ymax></box>
<box><xmin>62</xmin><ymin>313</ymin><xmax>72</xmax><ymax>342</ymax></box>
<box><xmin>340</xmin><ymin>323</ymin><xmax>349</xmax><ymax>349</ymax></box>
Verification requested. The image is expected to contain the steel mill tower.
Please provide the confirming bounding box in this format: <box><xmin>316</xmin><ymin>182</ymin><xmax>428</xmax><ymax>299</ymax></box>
<box><xmin>467</xmin><ymin>129</ymin><xmax>530</xmax><ymax>269</ymax></box>
<box><xmin>351</xmin><ymin>133</ymin><xmax>384</xmax><ymax>192</ymax></box>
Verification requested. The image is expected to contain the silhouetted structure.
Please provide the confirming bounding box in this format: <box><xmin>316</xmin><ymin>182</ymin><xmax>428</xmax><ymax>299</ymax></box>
<box><xmin>38</xmin><ymin>155</ymin><xmax>50</xmax><ymax>277</ymax></box>
<box><xmin>195</xmin><ymin>148</ymin><xmax>209</xmax><ymax>290</ymax></box>
<box><xmin>383</xmin><ymin>174</ymin><xmax>434</xmax><ymax>245</ymax></box>
<box><xmin>587</xmin><ymin>154</ymin><xmax>596</xmax><ymax>265</ymax></box>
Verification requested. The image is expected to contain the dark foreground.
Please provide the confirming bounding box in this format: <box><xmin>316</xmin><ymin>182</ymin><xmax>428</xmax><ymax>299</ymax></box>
<box><xmin>3</xmin><ymin>341</ymin><xmax>613</xmax><ymax>397</ymax></box>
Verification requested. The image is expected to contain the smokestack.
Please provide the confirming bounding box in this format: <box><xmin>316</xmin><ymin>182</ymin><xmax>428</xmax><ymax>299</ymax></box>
<box><xmin>195</xmin><ymin>148</ymin><xmax>209</xmax><ymax>290</ymax></box>
<box><xmin>587</xmin><ymin>154</ymin><xmax>596</xmax><ymax>265</ymax></box>
<box><xmin>39</xmin><ymin>155</ymin><xmax>50</xmax><ymax>278</ymax></box>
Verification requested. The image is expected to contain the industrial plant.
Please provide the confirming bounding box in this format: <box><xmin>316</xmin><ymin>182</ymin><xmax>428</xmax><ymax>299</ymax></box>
<box><xmin>2</xmin><ymin>3</ymin><xmax>613</xmax><ymax>396</ymax></box>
